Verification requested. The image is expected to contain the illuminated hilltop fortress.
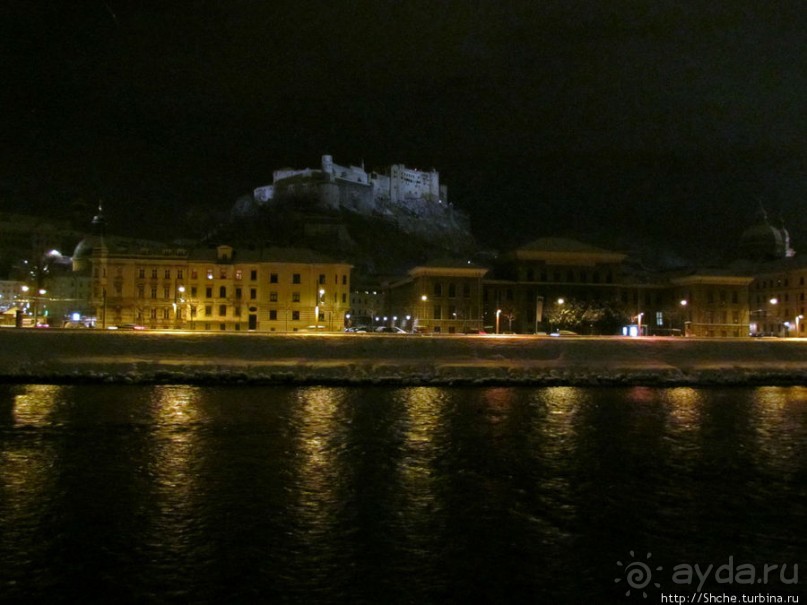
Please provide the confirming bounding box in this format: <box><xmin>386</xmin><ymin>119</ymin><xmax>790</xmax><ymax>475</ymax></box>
<box><xmin>240</xmin><ymin>155</ymin><xmax>472</xmax><ymax>249</ymax></box>
<box><xmin>253</xmin><ymin>154</ymin><xmax>448</xmax><ymax>212</ymax></box>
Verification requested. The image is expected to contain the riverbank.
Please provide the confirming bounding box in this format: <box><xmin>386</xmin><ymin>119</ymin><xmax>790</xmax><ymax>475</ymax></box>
<box><xmin>3</xmin><ymin>329</ymin><xmax>807</xmax><ymax>386</ymax></box>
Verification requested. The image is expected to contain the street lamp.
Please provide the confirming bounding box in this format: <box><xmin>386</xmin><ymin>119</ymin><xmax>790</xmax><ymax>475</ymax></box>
<box><xmin>419</xmin><ymin>294</ymin><xmax>428</xmax><ymax>333</ymax></box>
<box><xmin>315</xmin><ymin>288</ymin><xmax>325</xmax><ymax>330</ymax></box>
<box><xmin>174</xmin><ymin>285</ymin><xmax>186</xmax><ymax>328</ymax></box>
<box><xmin>19</xmin><ymin>285</ymin><xmax>30</xmax><ymax>327</ymax></box>
<box><xmin>680</xmin><ymin>299</ymin><xmax>689</xmax><ymax>336</ymax></box>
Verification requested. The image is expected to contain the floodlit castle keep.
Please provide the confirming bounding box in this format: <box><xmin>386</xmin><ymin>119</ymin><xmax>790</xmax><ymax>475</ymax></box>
<box><xmin>253</xmin><ymin>155</ymin><xmax>447</xmax><ymax>212</ymax></box>
<box><xmin>245</xmin><ymin>154</ymin><xmax>472</xmax><ymax>250</ymax></box>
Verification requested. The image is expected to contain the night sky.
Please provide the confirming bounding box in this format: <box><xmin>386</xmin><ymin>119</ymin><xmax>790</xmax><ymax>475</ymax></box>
<box><xmin>2</xmin><ymin>1</ymin><xmax>805</xmax><ymax>262</ymax></box>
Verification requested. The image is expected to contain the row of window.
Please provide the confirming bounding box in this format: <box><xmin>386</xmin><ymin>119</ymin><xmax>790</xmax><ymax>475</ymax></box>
<box><xmin>756</xmin><ymin>276</ymin><xmax>807</xmax><ymax>289</ymax></box>
<box><xmin>524</xmin><ymin>268</ymin><xmax>615</xmax><ymax>284</ymax></box>
<box><xmin>432</xmin><ymin>283</ymin><xmax>473</xmax><ymax>298</ymax></box>
<box><xmin>129</xmin><ymin>285</ymin><xmax>347</xmax><ymax>304</ymax></box>
<box><xmin>134</xmin><ymin>307</ymin><xmax>328</xmax><ymax>322</ymax></box>
<box><xmin>430</xmin><ymin>305</ymin><xmax>475</xmax><ymax>320</ymax></box>
<box><xmin>132</xmin><ymin>267</ymin><xmax>350</xmax><ymax>284</ymax></box>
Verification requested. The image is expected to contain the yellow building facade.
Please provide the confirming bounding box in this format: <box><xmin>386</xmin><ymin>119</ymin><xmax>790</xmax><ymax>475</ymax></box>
<box><xmin>87</xmin><ymin>244</ymin><xmax>352</xmax><ymax>332</ymax></box>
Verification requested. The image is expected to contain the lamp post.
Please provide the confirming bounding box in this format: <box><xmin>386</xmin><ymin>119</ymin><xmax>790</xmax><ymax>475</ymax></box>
<box><xmin>419</xmin><ymin>294</ymin><xmax>428</xmax><ymax>333</ymax></box>
<box><xmin>637</xmin><ymin>312</ymin><xmax>644</xmax><ymax>337</ymax></box>
<box><xmin>315</xmin><ymin>288</ymin><xmax>325</xmax><ymax>330</ymax></box>
<box><xmin>769</xmin><ymin>297</ymin><xmax>778</xmax><ymax>336</ymax></box>
<box><xmin>19</xmin><ymin>285</ymin><xmax>30</xmax><ymax>327</ymax></box>
<box><xmin>680</xmin><ymin>299</ymin><xmax>688</xmax><ymax>336</ymax></box>
<box><xmin>496</xmin><ymin>308</ymin><xmax>501</xmax><ymax>335</ymax></box>
<box><xmin>174</xmin><ymin>285</ymin><xmax>185</xmax><ymax>329</ymax></box>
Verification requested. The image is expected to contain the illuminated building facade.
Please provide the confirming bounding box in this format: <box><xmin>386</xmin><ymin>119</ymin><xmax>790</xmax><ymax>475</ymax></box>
<box><xmin>747</xmin><ymin>259</ymin><xmax>807</xmax><ymax>337</ymax></box>
<box><xmin>77</xmin><ymin>239</ymin><xmax>351</xmax><ymax>332</ymax></box>
<box><xmin>384</xmin><ymin>261</ymin><xmax>488</xmax><ymax>334</ymax></box>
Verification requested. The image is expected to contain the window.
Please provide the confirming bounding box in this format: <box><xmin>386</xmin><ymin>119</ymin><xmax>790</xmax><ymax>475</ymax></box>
<box><xmin>163</xmin><ymin>286</ymin><xmax>170</xmax><ymax>299</ymax></box>
<box><xmin>219</xmin><ymin>268</ymin><xmax>227</xmax><ymax>279</ymax></box>
<box><xmin>163</xmin><ymin>308</ymin><xmax>170</xmax><ymax>320</ymax></box>
<box><xmin>177</xmin><ymin>269</ymin><xmax>183</xmax><ymax>279</ymax></box>
<box><xmin>164</xmin><ymin>269</ymin><xmax>171</xmax><ymax>279</ymax></box>
<box><xmin>270</xmin><ymin>273</ymin><xmax>278</xmax><ymax>284</ymax></box>
<box><xmin>656</xmin><ymin>312</ymin><xmax>664</xmax><ymax>326</ymax></box>
<box><xmin>250</xmin><ymin>288</ymin><xmax>257</xmax><ymax>300</ymax></box>
<box><xmin>150</xmin><ymin>308</ymin><xmax>157</xmax><ymax>319</ymax></box>
<box><xmin>191</xmin><ymin>269</ymin><xmax>198</xmax><ymax>279</ymax></box>
<box><xmin>292</xmin><ymin>273</ymin><xmax>301</xmax><ymax>284</ymax></box>
<box><xmin>463</xmin><ymin>284</ymin><xmax>470</xmax><ymax>298</ymax></box>
<box><xmin>292</xmin><ymin>310</ymin><xmax>300</xmax><ymax>320</ymax></box>
<box><xmin>234</xmin><ymin>306</ymin><xmax>241</xmax><ymax>317</ymax></box>
<box><xmin>205</xmin><ymin>305</ymin><xmax>213</xmax><ymax>316</ymax></box>
<box><xmin>434</xmin><ymin>283</ymin><xmax>442</xmax><ymax>296</ymax></box>
<box><xmin>250</xmin><ymin>270</ymin><xmax>257</xmax><ymax>281</ymax></box>
<box><xmin>151</xmin><ymin>268</ymin><xmax>158</xmax><ymax>279</ymax></box>
<box><xmin>448</xmin><ymin>283</ymin><xmax>456</xmax><ymax>298</ymax></box>
<box><xmin>434</xmin><ymin>305</ymin><xmax>442</xmax><ymax>320</ymax></box>
<box><xmin>235</xmin><ymin>287</ymin><xmax>242</xmax><ymax>300</ymax></box>
<box><xmin>319</xmin><ymin>274</ymin><xmax>326</xmax><ymax>284</ymax></box>
<box><xmin>292</xmin><ymin>292</ymin><xmax>301</xmax><ymax>303</ymax></box>
<box><xmin>138</xmin><ymin>268</ymin><xmax>145</xmax><ymax>279</ymax></box>
<box><xmin>269</xmin><ymin>310</ymin><xmax>277</xmax><ymax>320</ymax></box>
<box><xmin>219</xmin><ymin>286</ymin><xmax>226</xmax><ymax>298</ymax></box>
<box><xmin>151</xmin><ymin>287</ymin><xmax>157</xmax><ymax>299</ymax></box>
<box><xmin>342</xmin><ymin>293</ymin><xmax>347</xmax><ymax>303</ymax></box>
<box><xmin>270</xmin><ymin>291</ymin><xmax>278</xmax><ymax>302</ymax></box>
<box><xmin>137</xmin><ymin>285</ymin><xmax>144</xmax><ymax>298</ymax></box>
<box><xmin>205</xmin><ymin>287</ymin><xmax>213</xmax><ymax>298</ymax></box>
<box><xmin>191</xmin><ymin>286</ymin><xmax>197</xmax><ymax>298</ymax></box>
<box><xmin>235</xmin><ymin>269</ymin><xmax>243</xmax><ymax>280</ymax></box>
<box><xmin>219</xmin><ymin>305</ymin><xmax>227</xmax><ymax>317</ymax></box>
<box><xmin>206</xmin><ymin>269</ymin><xmax>214</xmax><ymax>280</ymax></box>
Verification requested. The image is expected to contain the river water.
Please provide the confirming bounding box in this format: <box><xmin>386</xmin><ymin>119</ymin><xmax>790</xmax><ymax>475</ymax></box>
<box><xmin>1</xmin><ymin>385</ymin><xmax>804</xmax><ymax>603</ymax></box>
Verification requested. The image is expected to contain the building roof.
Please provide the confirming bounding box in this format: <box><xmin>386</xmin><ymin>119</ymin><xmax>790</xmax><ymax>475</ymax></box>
<box><xmin>509</xmin><ymin>237</ymin><xmax>627</xmax><ymax>264</ymax></box>
<box><xmin>187</xmin><ymin>246</ymin><xmax>350</xmax><ymax>265</ymax></box>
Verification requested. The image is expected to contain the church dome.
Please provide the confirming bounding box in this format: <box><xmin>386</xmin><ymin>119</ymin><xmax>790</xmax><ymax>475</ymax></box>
<box><xmin>739</xmin><ymin>206</ymin><xmax>789</xmax><ymax>261</ymax></box>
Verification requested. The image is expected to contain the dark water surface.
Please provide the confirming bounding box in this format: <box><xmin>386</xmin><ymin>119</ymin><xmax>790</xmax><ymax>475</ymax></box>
<box><xmin>1</xmin><ymin>385</ymin><xmax>805</xmax><ymax>603</ymax></box>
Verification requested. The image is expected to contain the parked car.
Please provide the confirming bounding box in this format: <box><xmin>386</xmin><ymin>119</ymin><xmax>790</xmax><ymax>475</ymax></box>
<box><xmin>374</xmin><ymin>326</ymin><xmax>407</xmax><ymax>333</ymax></box>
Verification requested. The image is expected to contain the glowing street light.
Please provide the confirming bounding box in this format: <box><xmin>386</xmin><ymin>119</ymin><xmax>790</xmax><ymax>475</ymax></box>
<box><xmin>315</xmin><ymin>288</ymin><xmax>325</xmax><ymax>330</ymax></box>
<box><xmin>496</xmin><ymin>308</ymin><xmax>501</xmax><ymax>335</ymax></box>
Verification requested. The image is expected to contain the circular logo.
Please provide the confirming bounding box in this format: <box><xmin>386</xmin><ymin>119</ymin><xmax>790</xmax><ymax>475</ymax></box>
<box><xmin>615</xmin><ymin>551</ymin><xmax>662</xmax><ymax>598</ymax></box>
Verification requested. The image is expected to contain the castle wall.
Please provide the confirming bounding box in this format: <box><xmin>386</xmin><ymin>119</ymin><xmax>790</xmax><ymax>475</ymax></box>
<box><xmin>321</xmin><ymin>154</ymin><xmax>370</xmax><ymax>185</ymax></box>
<box><xmin>389</xmin><ymin>164</ymin><xmax>441</xmax><ymax>203</ymax></box>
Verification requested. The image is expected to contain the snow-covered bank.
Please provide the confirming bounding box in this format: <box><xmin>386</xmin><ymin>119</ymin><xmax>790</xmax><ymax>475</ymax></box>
<box><xmin>3</xmin><ymin>329</ymin><xmax>807</xmax><ymax>386</ymax></box>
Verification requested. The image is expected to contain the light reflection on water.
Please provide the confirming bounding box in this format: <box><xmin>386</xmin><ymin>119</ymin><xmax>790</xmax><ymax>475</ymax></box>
<box><xmin>0</xmin><ymin>384</ymin><xmax>805</xmax><ymax>602</ymax></box>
